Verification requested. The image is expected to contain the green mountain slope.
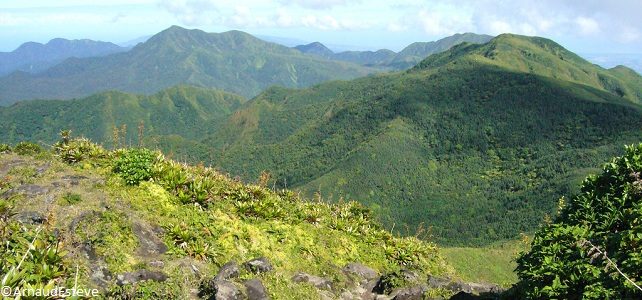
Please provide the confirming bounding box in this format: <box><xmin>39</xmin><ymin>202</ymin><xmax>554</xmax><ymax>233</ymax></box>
<box><xmin>201</xmin><ymin>34</ymin><xmax>642</xmax><ymax>246</ymax></box>
<box><xmin>416</xmin><ymin>34</ymin><xmax>642</xmax><ymax>103</ymax></box>
<box><xmin>0</xmin><ymin>86</ymin><xmax>245</xmax><ymax>147</ymax></box>
<box><xmin>387</xmin><ymin>33</ymin><xmax>493</xmax><ymax>69</ymax></box>
<box><xmin>0</xmin><ymin>26</ymin><xmax>374</xmax><ymax>105</ymax></box>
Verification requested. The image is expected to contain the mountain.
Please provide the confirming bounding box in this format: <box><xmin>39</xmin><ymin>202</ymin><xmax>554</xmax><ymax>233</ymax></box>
<box><xmin>199</xmin><ymin>34</ymin><xmax>642</xmax><ymax>246</ymax></box>
<box><xmin>294</xmin><ymin>42</ymin><xmax>335</xmax><ymax>59</ymax></box>
<box><xmin>582</xmin><ymin>52</ymin><xmax>642</xmax><ymax>75</ymax></box>
<box><xmin>0</xmin><ymin>26</ymin><xmax>374</xmax><ymax>106</ymax></box>
<box><xmin>2</xmin><ymin>33</ymin><xmax>641</xmax><ymax>247</ymax></box>
<box><xmin>0</xmin><ymin>86</ymin><xmax>245</xmax><ymax>149</ymax></box>
<box><xmin>293</xmin><ymin>33</ymin><xmax>493</xmax><ymax>69</ymax></box>
<box><xmin>0</xmin><ymin>38</ymin><xmax>126</xmax><ymax>76</ymax></box>
<box><xmin>388</xmin><ymin>33</ymin><xmax>494</xmax><ymax>69</ymax></box>
<box><xmin>333</xmin><ymin>49</ymin><xmax>398</xmax><ymax>67</ymax></box>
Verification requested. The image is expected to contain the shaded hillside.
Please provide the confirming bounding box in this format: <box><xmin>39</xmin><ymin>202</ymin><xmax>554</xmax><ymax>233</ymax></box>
<box><xmin>0</xmin><ymin>26</ymin><xmax>374</xmax><ymax>105</ymax></box>
<box><xmin>201</xmin><ymin>34</ymin><xmax>642</xmax><ymax>246</ymax></box>
<box><xmin>0</xmin><ymin>38</ymin><xmax>126</xmax><ymax>76</ymax></box>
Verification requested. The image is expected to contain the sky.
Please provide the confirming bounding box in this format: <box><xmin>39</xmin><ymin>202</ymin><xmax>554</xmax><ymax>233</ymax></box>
<box><xmin>1</xmin><ymin>0</ymin><xmax>641</xmax><ymax>54</ymax></box>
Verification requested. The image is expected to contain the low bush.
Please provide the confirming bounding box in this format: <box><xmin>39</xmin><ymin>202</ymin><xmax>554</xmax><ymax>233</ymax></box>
<box><xmin>112</xmin><ymin>148</ymin><xmax>159</xmax><ymax>185</ymax></box>
<box><xmin>13</xmin><ymin>141</ymin><xmax>42</xmax><ymax>156</ymax></box>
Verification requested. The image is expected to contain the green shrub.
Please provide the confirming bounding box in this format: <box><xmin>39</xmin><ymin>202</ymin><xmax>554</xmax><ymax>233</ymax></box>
<box><xmin>0</xmin><ymin>143</ymin><xmax>10</xmax><ymax>153</ymax></box>
<box><xmin>515</xmin><ymin>144</ymin><xmax>642</xmax><ymax>299</ymax></box>
<box><xmin>112</xmin><ymin>148</ymin><xmax>158</xmax><ymax>185</ymax></box>
<box><xmin>55</xmin><ymin>137</ymin><xmax>105</xmax><ymax>164</ymax></box>
<box><xmin>13</xmin><ymin>141</ymin><xmax>42</xmax><ymax>156</ymax></box>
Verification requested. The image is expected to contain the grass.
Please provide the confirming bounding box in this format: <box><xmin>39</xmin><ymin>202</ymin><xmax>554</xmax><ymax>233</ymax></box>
<box><xmin>441</xmin><ymin>237</ymin><xmax>530</xmax><ymax>287</ymax></box>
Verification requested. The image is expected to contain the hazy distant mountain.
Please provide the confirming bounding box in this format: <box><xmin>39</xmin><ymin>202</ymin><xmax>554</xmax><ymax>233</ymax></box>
<box><xmin>119</xmin><ymin>35</ymin><xmax>152</xmax><ymax>48</ymax></box>
<box><xmin>294</xmin><ymin>42</ymin><xmax>335</xmax><ymax>59</ymax></box>
<box><xmin>0</xmin><ymin>26</ymin><xmax>374</xmax><ymax>105</ymax></box>
<box><xmin>582</xmin><ymin>53</ymin><xmax>642</xmax><ymax>75</ymax></box>
<box><xmin>294</xmin><ymin>33</ymin><xmax>493</xmax><ymax>69</ymax></box>
<box><xmin>0</xmin><ymin>38</ymin><xmax>126</xmax><ymax>76</ymax></box>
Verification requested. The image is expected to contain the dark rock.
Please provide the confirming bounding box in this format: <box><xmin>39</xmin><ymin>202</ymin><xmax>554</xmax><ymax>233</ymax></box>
<box><xmin>343</xmin><ymin>263</ymin><xmax>379</xmax><ymax>281</ymax></box>
<box><xmin>427</xmin><ymin>276</ymin><xmax>451</xmax><ymax>289</ymax></box>
<box><xmin>62</xmin><ymin>174</ymin><xmax>88</xmax><ymax>186</ymax></box>
<box><xmin>216</xmin><ymin>261</ymin><xmax>241</xmax><ymax>281</ymax></box>
<box><xmin>245</xmin><ymin>279</ymin><xmax>269</xmax><ymax>300</ymax></box>
<box><xmin>449</xmin><ymin>291</ymin><xmax>478</xmax><ymax>300</ymax></box>
<box><xmin>51</xmin><ymin>181</ymin><xmax>67</xmax><ymax>188</ymax></box>
<box><xmin>207</xmin><ymin>280</ymin><xmax>244</xmax><ymax>300</ymax></box>
<box><xmin>116</xmin><ymin>269</ymin><xmax>168</xmax><ymax>285</ymax></box>
<box><xmin>90</xmin><ymin>267</ymin><xmax>112</xmax><ymax>289</ymax></box>
<box><xmin>373</xmin><ymin>270</ymin><xmax>419</xmax><ymax>295</ymax></box>
<box><xmin>35</xmin><ymin>163</ymin><xmax>49</xmax><ymax>175</ymax></box>
<box><xmin>149</xmin><ymin>261</ymin><xmax>165</xmax><ymax>268</ymax></box>
<box><xmin>14</xmin><ymin>211</ymin><xmax>46</xmax><ymax>224</ymax></box>
<box><xmin>5</xmin><ymin>184</ymin><xmax>50</xmax><ymax>197</ymax></box>
<box><xmin>363</xmin><ymin>278</ymin><xmax>379</xmax><ymax>293</ymax></box>
<box><xmin>390</xmin><ymin>285</ymin><xmax>428</xmax><ymax>300</ymax></box>
<box><xmin>399</xmin><ymin>269</ymin><xmax>419</xmax><ymax>283</ymax></box>
<box><xmin>244</xmin><ymin>257</ymin><xmax>273</xmax><ymax>274</ymax></box>
<box><xmin>427</xmin><ymin>276</ymin><xmax>505</xmax><ymax>297</ymax></box>
<box><xmin>132</xmin><ymin>222</ymin><xmax>168</xmax><ymax>257</ymax></box>
<box><xmin>291</xmin><ymin>272</ymin><xmax>333</xmax><ymax>290</ymax></box>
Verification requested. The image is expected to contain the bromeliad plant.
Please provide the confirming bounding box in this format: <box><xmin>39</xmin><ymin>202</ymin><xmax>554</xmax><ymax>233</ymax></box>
<box><xmin>0</xmin><ymin>219</ymin><xmax>70</xmax><ymax>297</ymax></box>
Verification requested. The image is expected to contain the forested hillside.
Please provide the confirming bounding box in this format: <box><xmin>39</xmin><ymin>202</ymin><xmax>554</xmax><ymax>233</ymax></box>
<box><xmin>0</xmin><ymin>86</ymin><xmax>245</xmax><ymax>147</ymax></box>
<box><xmin>201</xmin><ymin>34</ymin><xmax>642</xmax><ymax>246</ymax></box>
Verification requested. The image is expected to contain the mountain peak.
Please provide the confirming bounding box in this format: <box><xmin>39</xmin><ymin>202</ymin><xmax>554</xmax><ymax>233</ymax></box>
<box><xmin>295</xmin><ymin>42</ymin><xmax>334</xmax><ymax>58</ymax></box>
<box><xmin>414</xmin><ymin>33</ymin><xmax>642</xmax><ymax>103</ymax></box>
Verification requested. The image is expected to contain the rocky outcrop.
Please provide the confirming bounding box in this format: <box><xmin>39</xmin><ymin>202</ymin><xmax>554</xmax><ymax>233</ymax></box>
<box><xmin>116</xmin><ymin>269</ymin><xmax>168</xmax><ymax>285</ymax></box>
<box><xmin>245</xmin><ymin>279</ymin><xmax>269</xmax><ymax>300</ymax></box>
<box><xmin>244</xmin><ymin>257</ymin><xmax>273</xmax><ymax>274</ymax></box>
<box><xmin>216</xmin><ymin>261</ymin><xmax>241</xmax><ymax>281</ymax></box>
<box><xmin>427</xmin><ymin>276</ymin><xmax>505</xmax><ymax>298</ymax></box>
<box><xmin>291</xmin><ymin>272</ymin><xmax>333</xmax><ymax>290</ymax></box>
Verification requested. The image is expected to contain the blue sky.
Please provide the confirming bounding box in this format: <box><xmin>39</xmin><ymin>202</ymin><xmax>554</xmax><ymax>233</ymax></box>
<box><xmin>1</xmin><ymin>0</ymin><xmax>641</xmax><ymax>53</ymax></box>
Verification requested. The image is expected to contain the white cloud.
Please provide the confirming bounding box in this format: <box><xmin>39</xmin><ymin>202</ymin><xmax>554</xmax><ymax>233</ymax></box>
<box><xmin>158</xmin><ymin>0</ymin><xmax>219</xmax><ymax>26</ymax></box>
<box><xmin>487</xmin><ymin>20</ymin><xmax>512</xmax><ymax>35</ymax></box>
<box><xmin>618</xmin><ymin>26</ymin><xmax>640</xmax><ymax>43</ymax></box>
<box><xmin>575</xmin><ymin>16</ymin><xmax>599</xmax><ymax>36</ymax></box>
<box><xmin>387</xmin><ymin>22</ymin><xmax>407</xmax><ymax>32</ymax></box>
<box><xmin>278</xmin><ymin>0</ymin><xmax>358</xmax><ymax>10</ymax></box>
<box><xmin>0</xmin><ymin>13</ymin><xmax>27</xmax><ymax>26</ymax></box>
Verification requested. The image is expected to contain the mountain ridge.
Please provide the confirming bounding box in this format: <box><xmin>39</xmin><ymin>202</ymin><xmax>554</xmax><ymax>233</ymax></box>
<box><xmin>293</xmin><ymin>32</ymin><xmax>494</xmax><ymax>69</ymax></box>
<box><xmin>0</xmin><ymin>26</ymin><xmax>375</xmax><ymax>106</ymax></box>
